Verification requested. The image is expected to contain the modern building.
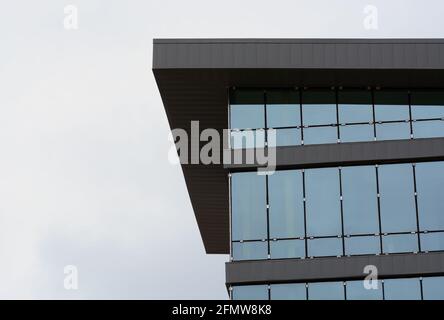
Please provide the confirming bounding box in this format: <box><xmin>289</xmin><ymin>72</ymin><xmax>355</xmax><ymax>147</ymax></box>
<box><xmin>153</xmin><ymin>39</ymin><xmax>444</xmax><ymax>300</ymax></box>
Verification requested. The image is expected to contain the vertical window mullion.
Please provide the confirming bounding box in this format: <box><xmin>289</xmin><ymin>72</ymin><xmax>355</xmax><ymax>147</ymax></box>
<box><xmin>336</xmin><ymin>88</ymin><xmax>340</xmax><ymax>143</ymax></box>
<box><xmin>408</xmin><ymin>90</ymin><xmax>414</xmax><ymax>139</ymax></box>
<box><xmin>412</xmin><ymin>164</ymin><xmax>422</xmax><ymax>252</ymax></box>
<box><xmin>264</xmin><ymin>90</ymin><xmax>268</xmax><ymax>146</ymax></box>
<box><xmin>371</xmin><ymin>88</ymin><xmax>377</xmax><ymax>141</ymax></box>
<box><xmin>420</xmin><ymin>277</ymin><xmax>424</xmax><ymax>300</ymax></box>
<box><xmin>339</xmin><ymin>167</ymin><xmax>345</xmax><ymax>256</ymax></box>
<box><xmin>375</xmin><ymin>165</ymin><xmax>383</xmax><ymax>254</ymax></box>
<box><xmin>300</xmin><ymin>89</ymin><xmax>304</xmax><ymax>145</ymax></box>
<box><xmin>302</xmin><ymin>169</ymin><xmax>308</xmax><ymax>258</ymax></box>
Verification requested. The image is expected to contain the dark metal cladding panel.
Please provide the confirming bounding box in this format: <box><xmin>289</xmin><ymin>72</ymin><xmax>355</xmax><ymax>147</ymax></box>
<box><xmin>225</xmin><ymin>252</ymin><xmax>444</xmax><ymax>285</ymax></box>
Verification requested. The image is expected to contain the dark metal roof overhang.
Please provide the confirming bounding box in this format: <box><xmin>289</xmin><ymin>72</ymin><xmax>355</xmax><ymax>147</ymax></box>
<box><xmin>152</xmin><ymin>39</ymin><xmax>444</xmax><ymax>254</ymax></box>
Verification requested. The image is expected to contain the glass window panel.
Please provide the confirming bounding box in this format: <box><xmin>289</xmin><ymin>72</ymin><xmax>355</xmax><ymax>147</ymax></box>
<box><xmin>376</xmin><ymin>122</ymin><xmax>410</xmax><ymax>141</ymax></box>
<box><xmin>306</xmin><ymin>168</ymin><xmax>341</xmax><ymax>236</ymax></box>
<box><xmin>422</xmin><ymin>276</ymin><xmax>444</xmax><ymax>300</ymax></box>
<box><xmin>308</xmin><ymin>282</ymin><xmax>344</xmax><ymax>300</ymax></box>
<box><xmin>267</xmin><ymin>105</ymin><xmax>300</xmax><ymax>128</ymax></box>
<box><xmin>342</xmin><ymin>166</ymin><xmax>379</xmax><ymax>235</ymax></box>
<box><xmin>413</xmin><ymin>120</ymin><xmax>444</xmax><ymax>139</ymax></box>
<box><xmin>345</xmin><ymin>236</ymin><xmax>380</xmax><ymax>256</ymax></box>
<box><xmin>270</xmin><ymin>283</ymin><xmax>306</xmax><ymax>300</ymax></box>
<box><xmin>230</xmin><ymin>129</ymin><xmax>266</xmax><ymax>149</ymax></box>
<box><xmin>232</xmin><ymin>241</ymin><xmax>268</xmax><ymax>261</ymax></box>
<box><xmin>379</xmin><ymin>164</ymin><xmax>417</xmax><ymax>233</ymax></box>
<box><xmin>420</xmin><ymin>232</ymin><xmax>444</xmax><ymax>252</ymax></box>
<box><xmin>231</xmin><ymin>172</ymin><xmax>267</xmax><ymax>240</ymax></box>
<box><xmin>268</xmin><ymin>128</ymin><xmax>301</xmax><ymax>147</ymax></box>
<box><xmin>230</xmin><ymin>105</ymin><xmax>264</xmax><ymax>130</ymax></box>
<box><xmin>382</xmin><ymin>234</ymin><xmax>418</xmax><ymax>254</ymax></box>
<box><xmin>374</xmin><ymin>91</ymin><xmax>410</xmax><ymax>121</ymax></box>
<box><xmin>232</xmin><ymin>285</ymin><xmax>268</xmax><ymax>300</ymax></box>
<box><xmin>340</xmin><ymin>124</ymin><xmax>374</xmax><ymax>143</ymax></box>
<box><xmin>416</xmin><ymin>162</ymin><xmax>444</xmax><ymax>230</ymax></box>
<box><xmin>302</xmin><ymin>91</ymin><xmax>337</xmax><ymax>126</ymax></box>
<box><xmin>338</xmin><ymin>91</ymin><xmax>373</xmax><ymax>123</ymax></box>
<box><xmin>411</xmin><ymin>91</ymin><xmax>444</xmax><ymax>120</ymax></box>
<box><xmin>270</xmin><ymin>239</ymin><xmax>305</xmax><ymax>259</ymax></box>
<box><xmin>303</xmin><ymin>126</ymin><xmax>337</xmax><ymax>145</ymax></box>
<box><xmin>384</xmin><ymin>278</ymin><xmax>421</xmax><ymax>300</ymax></box>
<box><xmin>268</xmin><ymin>170</ymin><xmax>304</xmax><ymax>238</ymax></box>
<box><xmin>308</xmin><ymin>238</ymin><xmax>342</xmax><ymax>257</ymax></box>
<box><xmin>346</xmin><ymin>280</ymin><xmax>383</xmax><ymax>300</ymax></box>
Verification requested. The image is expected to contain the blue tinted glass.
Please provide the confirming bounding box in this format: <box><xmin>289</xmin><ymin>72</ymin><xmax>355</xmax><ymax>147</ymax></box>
<box><xmin>232</xmin><ymin>285</ymin><xmax>268</xmax><ymax>300</ymax></box>
<box><xmin>232</xmin><ymin>241</ymin><xmax>268</xmax><ymax>261</ymax></box>
<box><xmin>340</xmin><ymin>124</ymin><xmax>374</xmax><ymax>142</ymax></box>
<box><xmin>303</xmin><ymin>126</ymin><xmax>337</xmax><ymax>145</ymax></box>
<box><xmin>267</xmin><ymin>104</ymin><xmax>300</xmax><ymax>128</ymax></box>
<box><xmin>342</xmin><ymin>166</ymin><xmax>379</xmax><ymax>235</ymax></box>
<box><xmin>231</xmin><ymin>130</ymin><xmax>266</xmax><ymax>149</ymax></box>
<box><xmin>268</xmin><ymin>170</ymin><xmax>304</xmax><ymax>238</ymax></box>
<box><xmin>376</xmin><ymin>122</ymin><xmax>410</xmax><ymax>141</ymax></box>
<box><xmin>382</xmin><ymin>234</ymin><xmax>418</xmax><ymax>254</ymax></box>
<box><xmin>384</xmin><ymin>278</ymin><xmax>421</xmax><ymax>300</ymax></box>
<box><xmin>375</xmin><ymin>106</ymin><xmax>410</xmax><ymax>121</ymax></box>
<box><xmin>422</xmin><ymin>276</ymin><xmax>444</xmax><ymax>300</ymax></box>
<box><xmin>345</xmin><ymin>236</ymin><xmax>380</xmax><ymax>256</ymax></box>
<box><xmin>346</xmin><ymin>280</ymin><xmax>383</xmax><ymax>300</ymax></box>
<box><xmin>411</xmin><ymin>91</ymin><xmax>444</xmax><ymax>120</ymax></box>
<box><xmin>416</xmin><ymin>162</ymin><xmax>444</xmax><ymax>230</ymax></box>
<box><xmin>230</xmin><ymin>105</ymin><xmax>264</xmax><ymax>129</ymax></box>
<box><xmin>302</xmin><ymin>91</ymin><xmax>337</xmax><ymax>126</ymax></box>
<box><xmin>308</xmin><ymin>238</ymin><xmax>342</xmax><ymax>257</ymax></box>
<box><xmin>374</xmin><ymin>91</ymin><xmax>409</xmax><ymax>121</ymax></box>
<box><xmin>379</xmin><ymin>164</ymin><xmax>417</xmax><ymax>233</ymax></box>
<box><xmin>231</xmin><ymin>172</ymin><xmax>267</xmax><ymax>240</ymax></box>
<box><xmin>420</xmin><ymin>232</ymin><xmax>444</xmax><ymax>252</ymax></box>
<box><xmin>338</xmin><ymin>91</ymin><xmax>373</xmax><ymax>123</ymax></box>
<box><xmin>413</xmin><ymin>120</ymin><xmax>444</xmax><ymax>139</ymax></box>
<box><xmin>308</xmin><ymin>282</ymin><xmax>344</xmax><ymax>300</ymax></box>
<box><xmin>270</xmin><ymin>284</ymin><xmax>306</xmax><ymax>300</ymax></box>
<box><xmin>306</xmin><ymin>168</ymin><xmax>341</xmax><ymax>236</ymax></box>
<box><xmin>270</xmin><ymin>240</ymin><xmax>305</xmax><ymax>259</ymax></box>
<box><xmin>269</xmin><ymin>128</ymin><xmax>301</xmax><ymax>147</ymax></box>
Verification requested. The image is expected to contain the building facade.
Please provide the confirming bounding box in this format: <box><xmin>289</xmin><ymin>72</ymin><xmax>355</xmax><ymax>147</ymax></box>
<box><xmin>153</xmin><ymin>39</ymin><xmax>444</xmax><ymax>300</ymax></box>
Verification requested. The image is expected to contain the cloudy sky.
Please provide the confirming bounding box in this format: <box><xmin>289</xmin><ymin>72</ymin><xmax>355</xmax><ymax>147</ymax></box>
<box><xmin>1</xmin><ymin>0</ymin><xmax>444</xmax><ymax>299</ymax></box>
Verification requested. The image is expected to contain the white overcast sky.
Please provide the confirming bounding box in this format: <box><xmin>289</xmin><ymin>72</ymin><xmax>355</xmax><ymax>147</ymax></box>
<box><xmin>1</xmin><ymin>0</ymin><xmax>444</xmax><ymax>299</ymax></box>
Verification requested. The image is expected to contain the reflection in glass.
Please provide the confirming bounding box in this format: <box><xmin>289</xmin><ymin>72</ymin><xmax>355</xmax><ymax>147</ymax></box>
<box><xmin>232</xmin><ymin>241</ymin><xmax>268</xmax><ymax>261</ymax></box>
<box><xmin>413</xmin><ymin>120</ymin><xmax>444</xmax><ymax>139</ymax></box>
<box><xmin>270</xmin><ymin>128</ymin><xmax>301</xmax><ymax>147</ymax></box>
<box><xmin>338</xmin><ymin>91</ymin><xmax>373</xmax><ymax>123</ymax></box>
<box><xmin>231</xmin><ymin>172</ymin><xmax>267</xmax><ymax>240</ymax></box>
<box><xmin>416</xmin><ymin>162</ymin><xmax>444</xmax><ymax>230</ymax></box>
<box><xmin>382</xmin><ymin>234</ymin><xmax>418</xmax><ymax>254</ymax></box>
<box><xmin>374</xmin><ymin>91</ymin><xmax>409</xmax><ymax>121</ymax></box>
<box><xmin>270</xmin><ymin>240</ymin><xmax>305</xmax><ymax>259</ymax></box>
<box><xmin>302</xmin><ymin>91</ymin><xmax>337</xmax><ymax>126</ymax></box>
<box><xmin>268</xmin><ymin>170</ymin><xmax>304</xmax><ymax>238</ymax></box>
<box><xmin>346</xmin><ymin>280</ymin><xmax>383</xmax><ymax>300</ymax></box>
<box><xmin>308</xmin><ymin>238</ymin><xmax>342</xmax><ymax>257</ymax></box>
<box><xmin>411</xmin><ymin>91</ymin><xmax>444</xmax><ymax>120</ymax></box>
<box><xmin>384</xmin><ymin>278</ymin><xmax>421</xmax><ymax>300</ymax></box>
<box><xmin>376</xmin><ymin>122</ymin><xmax>410</xmax><ymax>141</ymax></box>
<box><xmin>379</xmin><ymin>164</ymin><xmax>416</xmax><ymax>233</ymax></box>
<box><xmin>232</xmin><ymin>285</ymin><xmax>269</xmax><ymax>300</ymax></box>
<box><xmin>303</xmin><ymin>126</ymin><xmax>337</xmax><ymax>145</ymax></box>
<box><xmin>306</xmin><ymin>168</ymin><xmax>341</xmax><ymax>236</ymax></box>
<box><xmin>270</xmin><ymin>284</ymin><xmax>306</xmax><ymax>300</ymax></box>
<box><xmin>342</xmin><ymin>166</ymin><xmax>379</xmax><ymax>235</ymax></box>
<box><xmin>422</xmin><ymin>276</ymin><xmax>444</xmax><ymax>300</ymax></box>
<box><xmin>345</xmin><ymin>236</ymin><xmax>380</xmax><ymax>256</ymax></box>
<box><xmin>420</xmin><ymin>232</ymin><xmax>444</xmax><ymax>252</ymax></box>
<box><xmin>230</xmin><ymin>105</ymin><xmax>264</xmax><ymax>129</ymax></box>
<box><xmin>340</xmin><ymin>124</ymin><xmax>374</xmax><ymax>142</ymax></box>
<box><xmin>308</xmin><ymin>282</ymin><xmax>344</xmax><ymax>300</ymax></box>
